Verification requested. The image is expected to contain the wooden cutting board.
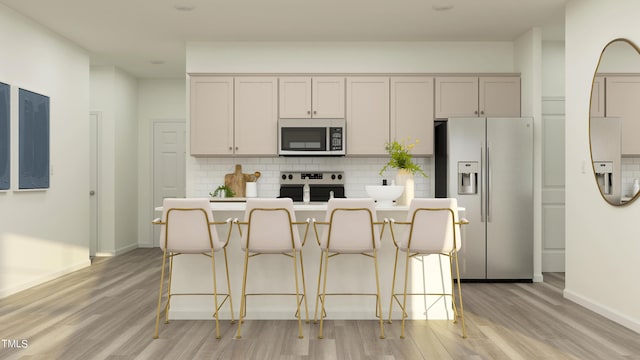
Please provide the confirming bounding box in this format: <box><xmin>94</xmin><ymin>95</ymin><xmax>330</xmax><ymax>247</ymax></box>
<box><xmin>224</xmin><ymin>164</ymin><xmax>247</xmax><ymax>197</ymax></box>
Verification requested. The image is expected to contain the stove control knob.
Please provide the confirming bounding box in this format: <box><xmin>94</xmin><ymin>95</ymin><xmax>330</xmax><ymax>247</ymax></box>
<box><xmin>288</xmin><ymin>174</ymin><xmax>293</xmax><ymax>180</ymax></box>
<box><xmin>337</xmin><ymin>174</ymin><xmax>343</xmax><ymax>180</ymax></box>
<box><xmin>331</xmin><ymin>174</ymin><xmax>336</xmax><ymax>180</ymax></box>
<box><xmin>281</xmin><ymin>174</ymin><xmax>287</xmax><ymax>180</ymax></box>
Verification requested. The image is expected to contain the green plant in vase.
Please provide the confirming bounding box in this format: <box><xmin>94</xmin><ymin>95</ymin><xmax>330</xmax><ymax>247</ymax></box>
<box><xmin>210</xmin><ymin>185</ymin><xmax>235</xmax><ymax>198</ymax></box>
<box><xmin>379</xmin><ymin>138</ymin><xmax>427</xmax><ymax>178</ymax></box>
<box><xmin>379</xmin><ymin>138</ymin><xmax>426</xmax><ymax>206</ymax></box>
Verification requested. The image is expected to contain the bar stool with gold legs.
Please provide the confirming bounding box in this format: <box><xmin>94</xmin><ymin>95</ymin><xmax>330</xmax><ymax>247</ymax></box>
<box><xmin>313</xmin><ymin>198</ymin><xmax>387</xmax><ymax>339</ymax></box>
<box><xmin>152</xmin><ymin>198</ymin><xmax>235</xmax><ymax>339</ymax></box>
<box><xmin>234</xmin><ymin>198</ymin><xmax>310</xmax><ymax>339</ymax></box>
<box><xmin>387</xmin><ymin>198</ymin><xmax>467</xmax><ymax>339</ymax></box>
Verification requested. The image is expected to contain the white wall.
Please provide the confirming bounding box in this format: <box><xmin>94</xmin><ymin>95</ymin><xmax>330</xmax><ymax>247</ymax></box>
<box><xmin>137</xmin><ymin>79</ymin><xmax>186</xmax><ymax>247</ymax></box>
<box><xmin>187</xmin><ymin>41</ymin><xmax>516</xmax><ymax>74</ymax></box>
<box><xmin>542</xmin><ymin>41</ymin><xmax>566</xmax><ymax>98</ymax></box>
<box><xmin>90</xmin><ymin>66</ymin><xmax>138</xmax><ymax>255</ymax></box>
<box><xmin>565</xmin><ymin>0</ymin><xmax>640</xmax><ymax>333</ymax></box>
<box><xmin>0</xmin><ymin>4</ymin><xmax>91</xmax><ymax>297</ymax></box>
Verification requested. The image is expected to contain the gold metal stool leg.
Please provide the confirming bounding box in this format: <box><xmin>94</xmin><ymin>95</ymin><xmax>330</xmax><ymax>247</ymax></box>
<box><xmin>236</xmin><ymin>250</ymin><xmax>250</xmax><ymax>339</ymax></box>
<box><xmin>387</xmin><ymin>247</ymin><xmax>400</xmax><ymax>324</ymax></box>
<box><xmin>373</xmin><ymin>249</ymin><xmax>385</xmax><ymax>339</ymax></box>
<box><xmin>154</xmin><ymin>249</ymin><xmax>168</xmax><ymax>339</ymax></box>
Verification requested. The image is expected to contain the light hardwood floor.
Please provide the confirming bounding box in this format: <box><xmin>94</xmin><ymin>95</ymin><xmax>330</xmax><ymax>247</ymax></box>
<box><xmin>1</xmin><ymin>248</ymin><xmax>639</xmax><ymax>359</ymax></box>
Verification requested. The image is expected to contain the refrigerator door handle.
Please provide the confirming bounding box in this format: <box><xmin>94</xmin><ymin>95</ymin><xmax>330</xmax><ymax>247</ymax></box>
<box><xmin>487</xmin><ymin>145</ymin><xmax>492</xmax><ymax>223</ymax></box>
<box><xmin>480</xmin><ymin>145</ymin><xmax>485</xmax><ymax>222</ymax></box>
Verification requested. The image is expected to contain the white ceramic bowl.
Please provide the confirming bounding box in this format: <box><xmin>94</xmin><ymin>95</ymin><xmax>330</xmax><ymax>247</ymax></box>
<box><xmin>365</xmin><ymin>185</ymin><xmax>404</xmax><ymax>207</ymax></box>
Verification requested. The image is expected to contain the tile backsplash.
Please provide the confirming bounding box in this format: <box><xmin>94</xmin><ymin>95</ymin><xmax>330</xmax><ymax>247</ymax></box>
<box><xmin>189</xmin><ymin>156</ymin><xmax>432</xmax><ymax>199</ymax></box>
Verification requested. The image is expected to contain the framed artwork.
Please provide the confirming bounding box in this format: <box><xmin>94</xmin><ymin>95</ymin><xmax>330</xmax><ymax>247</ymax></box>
<box><xmin>0</xmin><ymin>82</ymin><xmax>9</xmax><ymax>190</ymax></box>
<box><xmin>19</xmin><ymin>88</ymin><xmax>50</xmax><ymax>189</ymax></box>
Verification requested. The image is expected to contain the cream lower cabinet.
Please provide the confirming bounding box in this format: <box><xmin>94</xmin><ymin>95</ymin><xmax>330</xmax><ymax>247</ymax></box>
<box><xmin>391</xmin><ymin>77</ymin><xmax>434</xmax><ymax>156</ymax></box>
<box><xmin>435</xmin><ymin>76</ymin><xmax>521</xmax><ymax>118</ymax></box>
<box><xmin>346</xmin><ymin>77</ymin><xmax>390</xmax><ymax>155</ymax></box>
<box><xmin>190</xmin><ymin>76</ymin><xmax>277</xmax><ymax>156</ymax></box>
<box><xmin>605</xmin><ymin>75</ymin><xmax>640</xmax><ymax>155</ymax></box>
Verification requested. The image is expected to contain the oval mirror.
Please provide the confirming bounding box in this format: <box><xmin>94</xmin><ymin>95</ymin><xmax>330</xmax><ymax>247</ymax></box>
<box><xmin>590</xmin><ymin>38</ymin><xmax>640</xmax><ymax>205</ymax></box>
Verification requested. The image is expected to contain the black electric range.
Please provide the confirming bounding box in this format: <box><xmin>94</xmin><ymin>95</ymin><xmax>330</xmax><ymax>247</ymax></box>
<box><xmin>279</xmin><ymin>171</ymin><xmax>345</xmax><ymax>202</ymax></box>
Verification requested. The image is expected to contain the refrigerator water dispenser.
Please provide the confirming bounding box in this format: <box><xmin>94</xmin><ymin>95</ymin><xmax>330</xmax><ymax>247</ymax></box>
<box><xmin>594</xmin><ymin>161</ymin><xmax>614</xmax><ymax>195</ymax></box>
<box><xmin>457</xmin><ymin>161</ymin><xmax>479</xmax><ymax>195</ymax></box>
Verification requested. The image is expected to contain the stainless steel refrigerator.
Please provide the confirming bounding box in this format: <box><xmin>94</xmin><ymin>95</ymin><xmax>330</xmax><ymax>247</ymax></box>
<box><xmin>443</xmin><ymin>117</ymin><xmax>533</xmax><ymax>280</ymax></box>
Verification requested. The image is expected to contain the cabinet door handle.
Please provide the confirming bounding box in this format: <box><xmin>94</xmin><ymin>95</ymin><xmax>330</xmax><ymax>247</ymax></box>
<box><xmin>235</xmin><ymin>146</ymin><xmax>239</xmax><ymax>151</ymax></box>
<box><xmin>307</xmin><ymin>110</ymin><xmax>311</xmax><ymax>115</ymax></box>
<box><xmin>313</xmin><ymin>110</ymin><xmax>317</xmax><ymax>114</ymax></box>
<box><xmin>228</xmin><ymin>146</ymin><xmax>233</xmax><ymax>151</ymax></box>
<box><xmin>474</xmin><ymin>110</ymin><xmax>478</xmax><ymax>115</ymax></box>
<box><xmin>480</xmin><ymin>110</ymin><xmax>485</xmax><ymax>115</ymax></box>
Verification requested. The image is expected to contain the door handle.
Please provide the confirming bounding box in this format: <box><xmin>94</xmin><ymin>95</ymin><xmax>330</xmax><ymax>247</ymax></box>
<box><xmin>480</xmin><ymin>145</ymin><xmax>485</xmax><ymax>222</ymax></box>
<box><xmin>90</xmin><ymin>190</ymin><xmax>96</xmax><ymax>196</ymax></box>
<box><xmin>487</xmin><ymin>145</ymin><xmax>491</xmax><ymax>223</ymax></box>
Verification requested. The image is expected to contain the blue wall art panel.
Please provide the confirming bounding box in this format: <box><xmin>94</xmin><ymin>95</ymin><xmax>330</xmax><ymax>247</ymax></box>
<box><xmin>0</xmin><ymin>82</ymin><xmax>9</xmax><ymax>190</ymax></box>
<box><xmin>19</xmin><ymin>88</ymin><xmax>49</xmax><ymax>189</ymax></box>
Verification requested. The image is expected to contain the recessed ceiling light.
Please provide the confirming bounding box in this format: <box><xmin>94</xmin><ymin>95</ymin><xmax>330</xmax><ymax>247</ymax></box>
<box><xmin>173</xmin><ymin>5</ymin><xmax>195</xmax><ymax>11</ymax></box>
<box><xmin>150</xmin><ymin>60</ymin><xmax>165</xmax><ymax>65</ymax></box>
<box><xmin>432</xmin><ymin>4</ymin><xmax>454</xmax><ymax>11</ymax></box>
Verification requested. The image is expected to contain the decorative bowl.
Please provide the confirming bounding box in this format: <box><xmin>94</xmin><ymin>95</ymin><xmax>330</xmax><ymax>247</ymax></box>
<box><xmin>365</xmin><ymin>185</ymin><xmax>404</xmax><ymax>207</ymax></box>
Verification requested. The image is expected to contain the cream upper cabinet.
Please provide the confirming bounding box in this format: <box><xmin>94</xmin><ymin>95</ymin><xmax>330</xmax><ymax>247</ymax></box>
<box><xmin>190</xmin><ymin>76</ymin><xmax>234</xmax><ymax>155</ymax></box>
<box><xmin>479</xmin><ymin>77</ymin><xmax>521</xmax><ymax>117</ymax></box>
<box><xmin>391</xmin><ymin>77</ymin><xmax>434</xmax><ymax>156</ymax></box>
<box><xmin>234</xmin><ymin>77</ymin><xmax>278</xmax><ymax>155</ymax></box>
<box><xmin>435</xmin><ymin>77</ymin><xmax>478</xmax><ymax>118</ymax></box>
<box><xmin>435</xmin><ymin>76</ymin><xmax>521</xmax><ymax>118</ymax></box>
<box><xmin>590</xmin><ymin>76</ymin><xmax>605</xmax><ymax>117</ymax></box>
<box><xmin>190</xmin><ymin>76</ymin><xmax>277</xmax><ymax>156</ymax></box>
<box><xmin>605</xmin><ymin>75</ymin><xmax>640</xmax><ymax>155</ymax></box>
<box><xmin>279</xmin><ymin>77</ymin><xmax>345</xmax><ymax>118</ymax></box>
<box><xmin>346</xmin><ymin>77</ymin><xmax>390</xmax><ymax>155</ymax></box>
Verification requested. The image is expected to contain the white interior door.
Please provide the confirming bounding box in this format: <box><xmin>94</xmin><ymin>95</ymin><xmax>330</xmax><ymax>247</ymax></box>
<box><xmin>153</xmin><ymin>121</ymin><xmax>186</xmax><ymax>247</ymax></box>
<box><xmin>89</xmin><ymin>112</ymin><xmax>101</xmax><ymax>258</ymax></box>
<box><xmin>541</xmin><ymin>97</ymin><xmax>566</xmax><ymax>272</ymax></box>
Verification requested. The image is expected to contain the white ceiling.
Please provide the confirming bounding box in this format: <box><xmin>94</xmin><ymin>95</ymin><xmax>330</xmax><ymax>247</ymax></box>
<box><xmin>0</xmin><ymin>0</ymin><xmax>566</xmax><ymax>78</ymax></box>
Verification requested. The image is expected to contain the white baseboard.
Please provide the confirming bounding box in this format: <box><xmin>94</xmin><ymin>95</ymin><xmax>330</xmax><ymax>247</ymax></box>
<box><xmin>97</xmin><ymin>243</ymin><xmax>139</xmax><ymax>257</ymax></box>
<box><xmin>114</xmin><ymin>243</ymin><xmax>138</xmax><ymax>255</ymax></box>
<box><xmin>564</xmin><ymin>289</ymin><xmax>640</xmax><ymax>334</ymax></box>
<box><xmin>95</xmin><ymin>251</ymin><xmax>115</xmax><ymax>257</ymax></box>
<box><xmin>0</xmin><ymin>259</ymin><xmax>91</xmax><ymax>299</ymax></box>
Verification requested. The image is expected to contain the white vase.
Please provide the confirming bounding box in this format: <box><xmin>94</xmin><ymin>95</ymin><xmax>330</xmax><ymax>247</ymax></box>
<box><xmin>395</xmin><ymin>169</ymin><xmax>414</xmax><ymax>206</ymax></box>
<box><xmin>245</xmin><ymin>182</ymin><xmax>257</xmax><ymax>198</ymax></box>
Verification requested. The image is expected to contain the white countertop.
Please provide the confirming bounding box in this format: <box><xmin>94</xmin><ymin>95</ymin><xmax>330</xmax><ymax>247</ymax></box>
<box><xmin>156</xmin><ymin>199</ymin><xmax>464</xmax><ymax>213</ymax></box>
<box><xmin>156</xmin><ymin>200</ymin><xmax>409</xmax><ymax>212</ymax></box>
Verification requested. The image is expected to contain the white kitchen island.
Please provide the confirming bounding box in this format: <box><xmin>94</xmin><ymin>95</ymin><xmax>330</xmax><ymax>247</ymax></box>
<box><xmin>159</xmin><ymin>201</ymin><xmax>459</xmax><ymax>321</ymax></box>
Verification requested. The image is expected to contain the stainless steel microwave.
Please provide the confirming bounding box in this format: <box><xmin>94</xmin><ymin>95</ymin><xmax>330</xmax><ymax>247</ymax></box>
<box><xmin>278</xmin><ymin>118</ymin><xmax>345</xmax><ymax>156</ymax></box>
